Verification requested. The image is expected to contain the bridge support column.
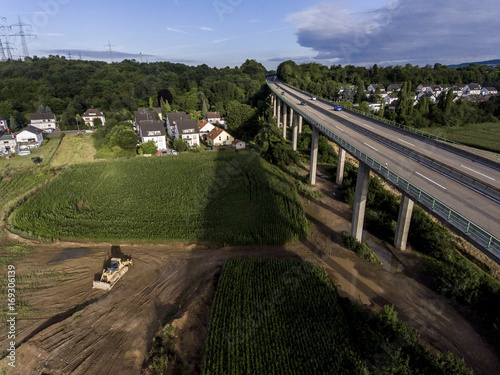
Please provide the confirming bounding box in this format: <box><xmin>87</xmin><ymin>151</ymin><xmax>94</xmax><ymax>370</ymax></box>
<box><xmin>292</xmin><ymin>113</ymin><xmax>298</xmax><ymax>151</ymax></box>
<box><xmin>283</xmin><ymin>103</ymin><xmax>288</xmax><ymax>139</ymax></box>
<box><xmin>309</xmin><ymin>127</ymin><xmax>319</xmax><ymax>185</ymax></box>
<box><xmin>273</xmin><ymin>94</ymin><xmax>277</xmax><ymax>117</ymax></box>
<box><xmin>351</xmin><ymin>162</ymin><xmax>370</xmax><ymax>241</ymax></box>
<box><xmin>336</xmin><ymin>148</ymin><xmax>346</xmax><ymax>185</ymax></box>
<box><xmin>298</xmin><ymin>116</ymin><xmax>303</xmax><ymax>134</ymax></box>
<box><xmin>394</xmin><ymin>193</ymin><xmax>414</xmax><ymax>250</ymax></box>
<box><xmin>287</xmin><ymin>106</ymin><xmax>294</xmax><ymax>140</ymax></box>
<box><xmin>277</xmin><ymin>99</ymin><xmax>281</xmax><ymax>127</ymax></box>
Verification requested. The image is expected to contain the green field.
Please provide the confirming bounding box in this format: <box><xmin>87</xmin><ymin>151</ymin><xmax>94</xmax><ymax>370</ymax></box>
<box><xmin>49</xmin><ymin>133</ymin><xmax>96</xmax><ymax>167</ymax></box>
<box><xmin>202</xmin><ymin>258</ymin><xmax>473</xmax><ymax>375</ymax></box>
<box><xmin>8</xmin><ymin>151</ymin><xmax>309</xmax><ymax>244</ymax></box>
<box><xmin>425</xmin><ymin>122</ymin><xmax>500</xmax><ymax>154</ymax></box>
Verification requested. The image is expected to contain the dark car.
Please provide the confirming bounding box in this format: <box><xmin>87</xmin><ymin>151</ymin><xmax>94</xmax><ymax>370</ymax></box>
<box><xmin>32</xmin><ymin>157</ymin><xmax>42</xmax><ymax>165</ymax></box>
<box><xmin>281</xmin><ymin>91</ymin><xmax>285</xmax><ymax>95</ymax></box>
<box><xmin>334</xmin><ymin>106</ymin><xmax>342</xmax><ymax>111</ymax></box>
<box><xmin>300</xmin><ymin>101</ymin><xmax>307</xmax><ymax>106</ymax></box>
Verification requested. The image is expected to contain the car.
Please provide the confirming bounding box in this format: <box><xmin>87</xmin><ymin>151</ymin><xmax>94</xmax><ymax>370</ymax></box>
<box><xmin>311</xmin><ymin>96</ymin><xmax>317</xmax><ymax>101</ymax></box>
<box><xmin>161</xmin><ymin>150</ymin><xmax>168</xmax><ymax>155</ymax></box>
<box><xmin>300</xmin><ymin>101</ymin><xmax>307</xmax><ymax>106</ymax></box>
<box><xmin>334</xmin><ymin>106</ymin><xmax>342</xmax><ymax>111</ymax></box>
<box><xmin>32</xmin><ymin>157</ymin><xmax>42</xmax><ymax>165</ymax></box>
<box><xmin>281</xmin><ymin>91</ymin><xmax>285</xmax><ymax>95</ymax></box>
<box><xmin>44</xmin><ymin>128</ymin><xmax>54</xmax><ymax>133</ymax></box>
<box><xmin>171</xmin><ymin>150</ymin><xmax>178</xmax><ymax>155</ymax></box>
<box><xmin>18</xmin><ymin>150</ymin><xmax>31</xmax><ymax>156</ymax></box>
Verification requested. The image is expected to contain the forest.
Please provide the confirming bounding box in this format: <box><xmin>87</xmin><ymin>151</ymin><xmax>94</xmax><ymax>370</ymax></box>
<box><xmin>0</xmin><ymin>55</ymin><xmax>268</xmax><ymax>139</ymax></box>
<box><xmin>277</xmin><ymin>61</ymin><xmax>500</xmax><ymax>129</ymax></box>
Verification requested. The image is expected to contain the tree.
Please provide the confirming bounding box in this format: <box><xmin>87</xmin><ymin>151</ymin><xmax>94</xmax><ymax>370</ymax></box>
<box><xmin>173</xmin><ymin>138</ymin><xmax>190</xmax><ymax>152</ymax></box>
<box><xmin>138</xmin><ymin>141</ymin><xmax>158</xmax><ymax>155</ymax></box>
<box><xmin>108</xmin><ymin>125</ymin><xmax>138</xmax><ymax>150</ymax></box>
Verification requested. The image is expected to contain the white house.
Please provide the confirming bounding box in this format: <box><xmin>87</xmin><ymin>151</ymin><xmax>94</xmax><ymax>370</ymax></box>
<box><xmin>0</xmin><ymin>134</ymin><xmax>17</xmax><ymax>153</ymax></box>
<box><xmin>206</xmin><ymin>126</ymin><xmax>234</xmax><ymax>146</ymax></box>
<box><xmin>0</xmin><ymin>115</ymin><xmax>7</xmax><ymax>131</ymax></box>
<box><xmin>30</xmin><ymin>113</ymin><xmax>57</xmax><ymax>130</ymax></box>
<box><xmin>368</xmin><ymin>103</ymin><xmax>381</xmax><ymax>112</ymax></box>
<box><xmin>82</xmin><ymin>109</ymin><xmax>106</xmax><ymax>127</ymax></box>
<box><xmin>387</xmin><ymin>83</ymin><xmax>402</xmax><ymax>92</ymax></box>
<box><xmin>367</xmin><ymin>84</ymin><xmax>386</xmax><ymax>94</ymax></box>
<box><xmin>166</xmin><ymin>112</ymin><xmax>191</xmax><ymax>139</ymax></box>
<box><xmin>197</xmin><ymin>119</ymin><xmax>215</xmax><ymax>139</ymax></box>
<box><xmin>134</xmin><ymin>110</ymin><xmax>157</xmax><ymax>131</ymax></box>
<box><xmin>384</xmin><ymin>93</ymin><xmax>399</xmax><ymax>105</ymax></box>
<box><xmin>481</xmin><ymin>87</ymin><xmax>498</xmax><ymax>96</ymax></box>
<box><xmin>417</xmin><ymin>83</ymin><xmax>432</xmax><ymax>93</ymax></box>
<box><xmin>465</xmin><ymin>83</ymin><xmax>482</xmax><ymax>96</ymax></box>
<box><xmin>452</xmin><ymin>84</ymin><xmax>467</xmax><ymax>97</ymax></box>
<box><xmin>207</xmin><ymin>111</ymin><xmax>221</xmax><ymax>124</ymax></box>
<box><xmin>138</xmin><ymin>107</ymin><xmax>162</xmax><ymax>120</ymax></box>
<box><xmin>232</xmin><ymin>139</ymin><xmax>246</xmax><ymax>150</ymax></box>
<box><xmin>138</xmin><ymin>120</ymin><xmax>167</xmax><ymax>150</ymax></box>
<box><xmin>16</xmin><ymin>126</ymin><xmax>44</xmax><ymax>150</ymax></box>
<box><xmin>170</xmin><ymin>116</ymin><xmax>200</xmax><ymax>147</ymax></box>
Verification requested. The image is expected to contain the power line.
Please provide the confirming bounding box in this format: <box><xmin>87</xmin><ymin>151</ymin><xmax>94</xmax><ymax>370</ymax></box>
<box><xmin>105</xmin><ymin>40</ymin><xmax>116</xmax><ymax>62</ymax></box>
<box><xmin>67</xmin><ymin>51</ymin><xmax>72</xmax><ymax>60</ymax></box>
<box><xmin>0</xmin><ymin>17</ymin><xmax>7</xmax><ymax>61</ymax></box>
<box><xmin>10</xmin><ymin>15</ymin><xmax>36</xmax><ymax>59</ymax></box>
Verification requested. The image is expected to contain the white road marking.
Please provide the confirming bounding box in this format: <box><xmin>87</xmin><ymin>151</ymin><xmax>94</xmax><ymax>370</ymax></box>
<box><xmin>460</xmin><ymin>165</ymin><xmax>496</xmax><ymax>181</ymax></box>
<box><xmin>364</xmin><ymin>124</ymin><xmax>374</xmax><ymax>130</ymax></box>
<box><xmin>335</xmin><ymin>125</ymin><xmax>344</xmax><ymax>132</ymax></box>
<box><xmin>306</xmin><ymin>109</ymin><xmax>312</xmax><ymax>112</ymax></box>
<box><xmin>363</xmin><ymin>142</ymin><xmax>379</xmax><ymax>152</ymax></box>
<box><xmin>398</xmin><ymin>138</ymin><xmax>415</xmax><ymax>147</ymax></box>
<box><xmin>318</xmin><ymin>115</ymin><xmax>325</xmax><ymax>120</ymax></box>
<box><xmin>416</xmin><ymin>172</ymin><xmax>447</xmax><ymax>190</ymax></box>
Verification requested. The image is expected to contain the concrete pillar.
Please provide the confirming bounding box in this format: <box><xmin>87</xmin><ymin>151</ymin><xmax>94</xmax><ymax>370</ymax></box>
<box><xmin>350</xmin><ymin>162</ymin><xmax>370</xmax><ymax>241</ymax></box>
<box><xmin>283</xmin><ymin>103</ymin><xmax>288</xmax><ymax>139</ymax></box>
<box><xmin>309</xmin><ymin>127</ymin><xmax>319</xmax><ymax>185</ymax></box>
<box><xmin>277</xmin><ymin>99</ymin><xmax>281</xmax><ymax>128</ymax></box>
<box><xmin>394</xmin><ymin>193</ymin><xmax>414</xmax><ymax>250</ymax></box>
<box><xmin>273</xmin><ymin>94</ymin><xmax>277</xmax><ymax>118</ymax></box>
<box><xmin>286</xmin><ymin>106</ymin><xmax>293</xmax><ymax>140</ymax></box>
<box><xmin>292</xmin><ymin>113</ymin><xmax>298</xmax><ymax>151</ymax></box>
<box><xmin>336</xmin><ymin>148</ymin><xmax>346</xmax><ymax>185</ymax></box>
<box><xmin>298</xmin><ymin>116</ymin><xmax>303</xmax><ymax>134</ymax></box>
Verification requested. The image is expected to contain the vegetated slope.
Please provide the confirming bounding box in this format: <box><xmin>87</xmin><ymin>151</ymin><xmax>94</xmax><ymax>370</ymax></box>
<box><xmin>202</xmin><ymin>258</ymin><xmax>473</xmax><ymax>375</ymax></box>
<box><xmin>8</xmin><ymin>151</ymin><xmax>309</xmax><ymax>244</ymax></box>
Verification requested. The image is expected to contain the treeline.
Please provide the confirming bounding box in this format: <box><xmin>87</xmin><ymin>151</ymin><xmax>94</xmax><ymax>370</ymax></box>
<box><xmin>0</xmin><ymin>56</ymin><xmax>268</xmax><ymax>139</ymax></box>
<box><xmin>277</xmin><ymin>61</ymin><xmax>500</xmax><ymax>128</ymax></box>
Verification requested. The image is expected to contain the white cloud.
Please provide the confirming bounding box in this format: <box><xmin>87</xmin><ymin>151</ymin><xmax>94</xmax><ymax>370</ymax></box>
<box><xmin>200</xmin><ymin>27</ymin><xmax>214</xmax><ymax>32</ymax></box>
<box><xmin>166</xmin><ymin>27</ymin><xmax>192</xmax><ymax>34</ymax></box>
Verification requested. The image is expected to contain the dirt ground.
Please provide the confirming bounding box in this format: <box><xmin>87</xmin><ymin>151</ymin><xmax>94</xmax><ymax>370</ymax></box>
<box><xmin>1</xmin><ymin>172</ymin><xmax>499</xmax><ymax>375</ymax></box>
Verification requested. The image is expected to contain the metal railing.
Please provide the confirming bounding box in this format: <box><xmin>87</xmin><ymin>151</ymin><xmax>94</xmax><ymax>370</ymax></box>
<box><xmin>269</xmin><ymin>83</ymin><xmax>500</xmax><ymax>261</ymax></box>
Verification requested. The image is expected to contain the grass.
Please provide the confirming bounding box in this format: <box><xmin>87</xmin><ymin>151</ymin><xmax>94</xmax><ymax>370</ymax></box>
<box><xmin>49</xmin><ymin>133</ymin><xmax>96</xmax><ymax>167</ymax></box>
<box><xmin>8</xmin><ymin>151</ymin><xmax>309</xmax><ymax>244</ymax></box>
<box><xmin>0</xmin><ymin>135</ymin><xmax>62</xmax><ymax>170</ymax></box>
<box><xmin>425</xmin><ymin>122</ymin><xmax>500</xmax><ymax>154</ymax></box>
<box><xmin>202</xmin><ymin>258</ymin><xmax>473</xmax><ymax>375</ymax></box>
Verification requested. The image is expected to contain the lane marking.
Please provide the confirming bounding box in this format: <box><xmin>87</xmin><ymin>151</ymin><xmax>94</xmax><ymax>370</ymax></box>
<box><xmin>363</xmin><ymin>142</ymin><xmax>379</xmax><ymax>152</ymax></box>
<box><xmin>398</xmin><ymin>138</ymin><xmax>416</xmax><ymax>147</ymax></box>
<box><xmin>416</xmin><ymin>172</ymin><xmax>447</xmax><ymax>190</ymax></box>
<box><xmin>306</xmin><ymin>109</ymin><xmax>312</xmax><ymax>112</ymax></box>
<box><xmin>460</xmin><ymin>165</ymin><xmax>496</xmax><ymax>181</ymax></box>
<box><xmin>318</xmin><ymin>115</ymin><xmax>325</xmax><ymax>120</ymax></box>
<box><xmin>335</xmin><ymin>125</ymin><xmax>344</xmax><ymax>132</ymax></box>
<box><xmin>364</xmin><ymin>124</ymin><xmax>374</xmax><ymax>130</ymax></box>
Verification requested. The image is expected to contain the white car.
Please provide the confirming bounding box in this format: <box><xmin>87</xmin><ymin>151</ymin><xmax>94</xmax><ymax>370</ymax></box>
<box><xmin>171</xmin><ymin>150</ymin><xmax>178</xmax><ymax>155</ymax></box>
<box><xmin>311</xmin><ymin>96</ymin><xmax>317</xmax><ymax>101</ymax></box>
<box><xmin>44</xmin><ymin>128</ymin><xmax>54</xmax><ymax>133</ymax></box>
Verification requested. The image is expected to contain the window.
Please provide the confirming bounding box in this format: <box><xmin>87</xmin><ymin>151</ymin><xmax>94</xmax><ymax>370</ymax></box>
<box><xmin>218</xmin><ymin>136</ymin><xmax>221</xmax><ymax>141</ymax></box>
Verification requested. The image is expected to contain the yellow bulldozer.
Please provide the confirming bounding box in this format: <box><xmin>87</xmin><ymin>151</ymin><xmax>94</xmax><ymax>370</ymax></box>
<box><xmin>93</xmin><ymin>257</ymin><xmax>133</xmax><ymax>291</ymax></box>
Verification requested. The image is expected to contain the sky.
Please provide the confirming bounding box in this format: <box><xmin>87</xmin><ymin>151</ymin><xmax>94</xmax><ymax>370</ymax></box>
<box><xmin>1</xmin><ymin>0</ymin><xmax>499</xmax><ymax>69</ymax></box>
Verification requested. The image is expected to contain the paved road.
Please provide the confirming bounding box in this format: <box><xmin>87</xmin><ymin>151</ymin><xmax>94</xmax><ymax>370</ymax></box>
<box><xmin>270</xmin><ymin>81</ymin><xmax>500</xmax><ymax>250</ymax></box>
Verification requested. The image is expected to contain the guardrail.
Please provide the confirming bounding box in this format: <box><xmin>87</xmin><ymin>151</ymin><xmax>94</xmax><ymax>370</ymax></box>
<box><xmin>269</xmin><ymin>83</ymin><xmax>500</xmax><ymax>262</ymax></box>
<box><xmin>274</xmin><ymin>80</ymin><xmax>500</xmax><ymax>163</ymax></box>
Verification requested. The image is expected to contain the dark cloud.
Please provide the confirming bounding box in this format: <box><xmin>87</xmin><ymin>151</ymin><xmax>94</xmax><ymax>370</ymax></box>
<box><xmin>287</xmin><ymin>0</ymin><xmax>500</xmax><ymax>66</ymax></box>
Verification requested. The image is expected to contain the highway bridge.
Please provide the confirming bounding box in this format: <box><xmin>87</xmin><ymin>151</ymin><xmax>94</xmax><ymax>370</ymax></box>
<box><xmin>268</xmin><ymin>79</ymin><xmax>500</xmax><ymax>264</ymax></box>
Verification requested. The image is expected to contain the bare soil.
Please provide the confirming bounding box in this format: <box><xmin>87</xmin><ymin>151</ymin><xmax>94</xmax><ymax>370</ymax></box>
<box><xmin>1</xmin><ymin>171</ymin><xmax>499</xmax><ymax>375</ymax></box>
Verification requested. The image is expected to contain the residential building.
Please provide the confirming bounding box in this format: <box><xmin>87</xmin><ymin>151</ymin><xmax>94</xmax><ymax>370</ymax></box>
<box><xmin>368</xmin><ymin>103</ymin><xmax>381</xmax><ymax>112</ymax></box>
<box><xmin>232</xmin><ymin>139</ymin><xmax>246</xmax><ymax>150</ymax></box>
<box><xmin>134</xmin><ymin>110</ymin><xmax>157</xmax><ymax>131</ymax></box>
<box><xmin>16</xmin><ymin>126</ymin><xmax>44</xmax><ymax>150</ymax></box>
<box><xmin>207</xmin><ymin>111</ymin><xmax>221</xmax><ymax>124</ymax></box>
<box><xmin>138</xmin><ymin>120</ymin><xmax>167</xmax><ymax>150</ymax></box>
<box><xmin>384</xmin><ymin>93</ymin><xmax>399</xmax><ymax>105</ymax></box>
<box><xmin>367</xmin><ymin>84</ymin><xmax>386</xmax><ymax>93</ymax></box>
<box><xmin>206</xmin><ymin>126</ymin><xmax>234</xmax><ymax>146</ymax></box>
<box><xmin>197</xmin><ymin>119</ymin><xmax>215</xmax><ymax>140</ymax></box>
<box><xmin>452</xmin><ymin>84</ymin><xmax>467</xmax><ymax>97</ymax></box>
<box><xmin>166</xmin><ymin>112</ymin><xmax>190</xmax><ymax>139</ymax></box>
<box><xmin>0</xmin><ymin>115</ymin><xmax>7</xmax><ymax>131</ymax></box>
<box><xmin>465</xmin><ymin>83</ymin><xmax>482</xmax><ymax>96</ymax></box>
<box><xmin>416</xmin><ymin>83</ymin><xmax>432</xmax><ymax>93</ymax></box>
<box><xmin>30</xmin><ymin>113</ymin><xmax>57</xmax><ymax>130</ymax></box>
<box><xmin>481</xmin><ymin>87</ymin><xmax>498</xmax><ymax>96</ymax></box>
<box><xmin>138</xmin><ymin>107</ymin><xmax>162</xmax><ymax>120</ymax></box>
<box><xmin>387</xmin><ymin>83</ymin><xmax>402</xmax><ymax>92</ymax></box>
<box><xmin>0</xmin><ymin>134</ymin><xmax>16</xmax><ymax>153</ymax></box>
<box><xmin>82</xmin><ymin>109</ymin><xmax>106</xmax><ymax>127</ymax></box>
<box><xmin>167</xmin><ymin>113</ymin><xmax>200</xmax><ymax>147</ymax></box>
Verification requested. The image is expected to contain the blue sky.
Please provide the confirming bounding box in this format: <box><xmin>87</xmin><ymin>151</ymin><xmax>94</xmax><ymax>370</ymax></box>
<box><xmin>2</xmin><ymin>0</ymin><xmax>499</xmax><ymax>69</ymax></box>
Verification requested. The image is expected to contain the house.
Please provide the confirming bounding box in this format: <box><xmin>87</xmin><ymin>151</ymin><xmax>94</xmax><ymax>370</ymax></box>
<box><xmin>388</xmin><ymin>100</ymin><xmax>399</xmax><ymax>111</ymax></box>
<box><xmin>0</xmin><ymin>134</ymin><xmax>17</xmax><ymax>153</ymax></box>
<box><xmin>138</xmin><ymin>107</ymin><xmax>162</xmax><ymax>120</ymax></box>
<box><xmin>206</xmin><ymin>126</ymin><xmax>234</xmax><ymax>147</ymax></box>
<box><xmin>197</xmin><ymin>120</ymin><xmax>215</xmax><ymax>140</ymax></box>
<box><xmin>384</xmin><ymin>93</ymin><xmax>399</xmax><ymax>105</ymax></box>
<box><xmin>387</xmin><ymin>83</ymin><xmax>402</xmax><ymax>92</ymax></box>
<box><xmin>82</xmin><ymin>109</ymin><xmax>106</xmax><ymax>127</ymax></box>
<box><xmin>481</xmin><ymin>87</ymin><xmax>498</xmax><ymax>96</ymax></box>
<box><xmin>170</xmin><ymin>117</ymin><xmax>200</xmax><ymax>147</ymax></box>
<box><xmin>367</xmin><ymin>84</ymin><xmax>386</xmax><ymax>93</ymax></box>
<box><xmin>465</xmin><ymin>83</ymin><xmax>482</xmax><ymax>96</ymax></box>
<box><xmin>30</xmin><ymin>113</ymin><xmax>57</xmax><ymax>130</ymax></box>
<box><xmin>417</xmin><ymin>91</ymin><xmax>437</xmax><ymax>103</ymax></box>
<box><xmin>417</xmin><ymin>83</ymin><xmax>432</xmax><ymax>93</ymax></box>
<box><xmin>207</xmin><ymin>111</ymin><xmax>221</xmax><ymax>124</ymax></box>
<box><xmin>0</xmin><ymin>115</ymin><xmax>7</xmax><ymax>131</ymax></box>
<box><xmin>15</xmin><ymin>126</ymin><xmax>44</xmax><ymax>150</ymax></box>
<box><xmin>166</xmin><ymin>112</ymin><xmax>191</xmax><ymax>139</ymax></box>
<box><xmin>232</xmin><ymin>139</ymin><xmax>246</xmax><ymax>150</ymax></box>
<box><xmin>134</xmin><ymin>110</ymin><xmax>158</xmax><ymax>131</ymax></box>
<box><xmin>368</xmin><ymin>103</ymin><xmax>381</xmax><ymax>112</ymax></box>
<box><xmin>452</xmin><ymin>84</ymin><xmax>467</xmax><ymax>97</ymax></box>
<box><xmin>138</xmin><ymin>120</ymin><xmax>167</xmax><ymax>150</ymax></box>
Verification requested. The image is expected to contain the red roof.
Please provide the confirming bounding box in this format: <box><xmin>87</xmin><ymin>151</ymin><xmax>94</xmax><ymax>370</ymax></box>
<box><xmin>197</xmin><ymin>120</ymin><xmax>209</xmax><ymax>130</ymax></box>
<box><xmin>207</xmin><ymin>126</ymin><xmax>225</xmax><ymax>140</ymax></box>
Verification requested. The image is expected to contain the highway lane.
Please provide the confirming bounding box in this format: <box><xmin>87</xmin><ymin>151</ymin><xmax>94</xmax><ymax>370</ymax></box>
<box><xmin>270</xmin><ymin>82</ymin><xmax>500</xmax><ymax>240</ymax></box>
<box><xmin>280</xmin><ymin>83</ymin><xmax>500</xmax><ymax>190</ymax></box>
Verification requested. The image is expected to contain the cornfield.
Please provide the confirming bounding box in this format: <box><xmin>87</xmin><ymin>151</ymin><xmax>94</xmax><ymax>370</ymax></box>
<box><xmin>8</xmin><ymin>152</ymin><xmax>309</xmax><ymax>244</ymax></box>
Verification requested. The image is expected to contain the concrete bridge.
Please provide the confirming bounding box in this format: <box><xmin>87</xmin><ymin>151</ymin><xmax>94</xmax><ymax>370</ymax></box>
<box><xmin>268</xmin><ymin>79</ymin><xmax>500</xmax><ymax>264</ymax></box>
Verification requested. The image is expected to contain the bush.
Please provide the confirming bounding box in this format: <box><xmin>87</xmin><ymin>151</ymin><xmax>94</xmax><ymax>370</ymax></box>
<box><xmin>341</xmin><ymin>232</ymin><xmax>382</xmax><ymax>265</ymax></box>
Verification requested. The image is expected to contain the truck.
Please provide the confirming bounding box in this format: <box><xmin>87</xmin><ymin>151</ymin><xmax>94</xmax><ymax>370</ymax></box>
<box><xmin>93</xmin><ymin>257</ymin><xmax>133</xmax><ymax>290</ymax></box>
